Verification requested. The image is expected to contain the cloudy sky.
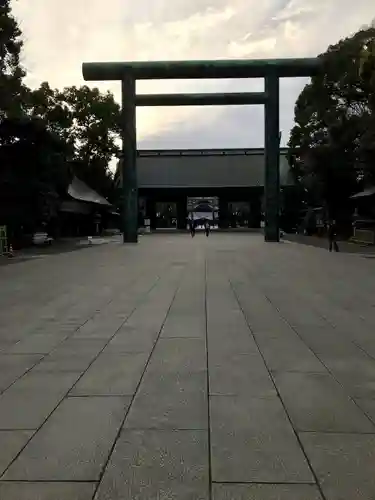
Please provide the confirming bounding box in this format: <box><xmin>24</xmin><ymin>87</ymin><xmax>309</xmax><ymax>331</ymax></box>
<box><xmin>11</xmin><ymin>0</ymin><xmax>375</xmax><ymax>149</ymax></box>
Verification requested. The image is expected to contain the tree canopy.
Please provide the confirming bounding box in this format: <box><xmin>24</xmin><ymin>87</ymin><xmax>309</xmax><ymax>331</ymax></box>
<box><xmin>288</xmin><ymin>26</ymin><xmax>375</xmax><ymax>219</ymax></box>
<box><xmin>0</xmin><ymin>0</ymin><xmax>25</xmax><ymax>120</ymax></box>
<box><xmin>0</xmin><ymin>1</ymin><xmax>121</xmax><ymax>237</ymax></box>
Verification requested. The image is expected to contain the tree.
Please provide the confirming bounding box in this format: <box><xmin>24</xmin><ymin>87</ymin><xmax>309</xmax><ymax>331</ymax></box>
<box><xmin>1</xmin><ymin>3</ymin><xmax>121</xmax><ymax>240</ymax></box>
<box><xmin>359</xmin><ymin>25</ymin><xmax>375</xmax><ymax>89</ymax></box>
<box><xmin>25</xmin><ymin>83</ymin><xmax>122</xmax><ymax>203</ymax></box>
<box><xmin>0</xmin><ymin>0</ymin><xmax>26</xmax><ymax>120</ymax></box>
<box><xmin>288</xmin><ymin>27</ymin><xmax>375</xmax><ymax>220</ymax></box>
<box><xmin>0</xmin><ymin>5</ymin><xmax>71</xmax><ymax>240</ymax></box>
<box><xmin>0</xmin><ymin>117</ymin><xmax>71</xmax><ymax>239</ymax></box>
<box><xmin>358</xmin><ymin>35</ymin><xmax>375</xmax><ymax>181</ymax></box>
<box><xmin>27</xmin><ymin>82</ymin><xmax>74</xmax><ymax>153</ymax></box>
<box><xmin>61</xmin><ymin>85</ymin><xmax>121</xmax><ymax>201</ymax></box>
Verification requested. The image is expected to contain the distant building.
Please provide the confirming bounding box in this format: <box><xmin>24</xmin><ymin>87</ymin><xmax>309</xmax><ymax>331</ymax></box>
<box><xmin>56</xmin><ymin>176</ymin><xmax>117</xmax><ymax>237</ymax></box>
<box><xmin>135</xmin><ymin>148</ymin><xmax>293</xmax><ymax>230</ymax></box>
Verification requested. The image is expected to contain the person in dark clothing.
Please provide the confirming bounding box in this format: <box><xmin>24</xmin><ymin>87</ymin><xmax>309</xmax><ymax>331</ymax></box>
<box><xmin>189</xmin><ymin>220</ymin><xmax>196</xmax><ymax>237</ymax></box>
<box><xmin>204</xmin><ymin>220</ymin><xmax>210</xmax><ymax>237</ymax></box>
<box><xmin>328</xmin><ymin>220</ymin><xmax>339</xmax><ymax>252</ymax></box>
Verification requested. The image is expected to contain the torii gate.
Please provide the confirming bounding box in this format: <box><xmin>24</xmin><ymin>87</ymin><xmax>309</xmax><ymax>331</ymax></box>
<box><xmin>82</xmin><ymin>58</ymin><xmax>320</xmax><ymax>243</ymax></box>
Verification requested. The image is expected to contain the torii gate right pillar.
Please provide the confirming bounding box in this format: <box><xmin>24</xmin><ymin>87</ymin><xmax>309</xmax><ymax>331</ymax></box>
<box><xmin>264</xmin><ymin>73</ymin><xmax>280</xmax><ymax>242</ymax></box>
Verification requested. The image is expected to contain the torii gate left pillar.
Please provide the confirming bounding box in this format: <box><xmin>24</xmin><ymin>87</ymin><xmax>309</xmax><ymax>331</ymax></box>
<box><xmin>121</xmin><ymin>75</ymin><xmax>138</xmax><ymax>243</ymax></box>
<box><xmin>82</xmin><ymin>58</ymin><xmax>320</xmax><ymax>243</ymax></box>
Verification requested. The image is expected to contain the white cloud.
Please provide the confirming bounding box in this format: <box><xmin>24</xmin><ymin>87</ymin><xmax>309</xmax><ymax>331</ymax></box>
<box><xmin>11</xmin><ymin>0</ymin><xmax>375</xmax><ymax>149</ymax></box>
<box><xmin>271</xmin><ymin>0</ymin><xmax>318</xmax><ymax>22</ymax></box>
<box><xmin>228</xmin><ymin>37</ymin><xmax>277</xmax><ymax>58</ymax></box>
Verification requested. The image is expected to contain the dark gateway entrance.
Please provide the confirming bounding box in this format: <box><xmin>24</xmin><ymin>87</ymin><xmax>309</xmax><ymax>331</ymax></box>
<box><xmin>82</xmin><ymin>58</ymin><xmax>320</xmax><ymax>243</ymax></box>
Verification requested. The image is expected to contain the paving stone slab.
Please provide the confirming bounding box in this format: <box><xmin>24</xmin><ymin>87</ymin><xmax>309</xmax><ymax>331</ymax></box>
<box><xmin>355</xmin><ymin>399</ymin><xmax>375</xmax><ymax>424</ymax></box>
<box><xmin>212</xmin><ymin>484</ymin><xmax>323</xmax><ymax>500</ymax></box>
<box><xmin>210</xmin><ymin>395</ymin><xmax>313</xmax><ymax>483</ymax></box>
<box><xmin>5</xmin><ymin>369</ymin><xmax>80</xmax><ymax>393</ymax></box>
<box><xmin>325</xmin><ymin>316</ymin><xmax>375</xmax><ymax>342</ymax></box>
<box><xmin>125</xmin><ymin>371</ymin><xmax>207</xmax><ymax>429</ymax></box>
<box><xmin>123</xmin><ymin>317</ymin><xmax>164</xmax><ymax>336</ymax></box>
<box><xmin>169</xmin><ymin>298</ymin><xmax>205</xmax><ymax>318</ymax></box>
<box><xmin>300</xmin><ymin>432</ymin><xmax>375</xmax><ymax>500</ymax></box>
<box><xmin>274</xmin><ymin>306</ymin><xmax>329</xmax><ymax>329</ymax></box>
<box><xmin>4</xmin><ymin>396</ymin><xmax>130</xmax><ymax>481</ymax></box>
<box><xmin>299</xmin><ymin>339</ymin><xmax>373</xmax><ymax>376</ymax></box>
<box><xmin>0</xmin><ymin>355</ymin><xmax>43</xmax><ymax>392</ymax></box>
<box><xmin>207</xmin><ymin>334</ymin><xmax>258</xmax><ymax>358</ymax></box>
<box><xmin>125</xmin><ymin>289</ymin><xmax>179</xmax><ymax>333</ymax></box>
<box><xmin>354</xmin><ymin>339</ymin><xmax>375</xmax><ymax>359</ymax></box>
<box><xmin>326</xmin><ymin>359</ymin><xmax>375</xmax><ymax>399</ymax></box>
<box><xmin>117</xmin><ymin>321</ymin><xmax>161</xmax><ymax>334</ymax></box>
<box><xmin>70</xmin><ymin>353</ymin><xmax>148</xmax><ymax>396</ymax></box>
<box><xmin>161</xmin><ymin>313</ymin><xmax>206</xmax><ymax>338</ymax></box>
<box><xmin>73</xmin><ymin>317</ymin><xmax>125</xmax><ymax>339</ymax></box>
<box><xmin>207</xmin><ymin>309</ymin><xmax>258</xmax><ymax>357</ymax></box>
<box><xmin>295</xmin><ymin>326</ymin><xmax>360</xmax><ymax>356</ymax></box>
<box><xmin>171</xmin><ymin>280</ymin><xmax>205</xmax><ymax>311</ymax></box>
<box><xmin>0</xmin><ymin>341</ymin><xmax>13</xmax><ymax>353</ymax></box>
<box><xmin>0</xmin><ymin>372</ymin><xmax>80</xmax><ymax>430</ymax></box>
<box><xmin>32</xmin><ymin>352</ymin><xmax>96</xmax><ymax>372</ymax></box>
<box><xmin>251</xmin><ymin>327</ymin><xmax>300</xmax><ymax>340</ymax></box>
<box><xmin>274</xmin><ymin>371</ymin><xmax>375</xmax><ymax>432</ymax></box>
<box><xmin>0</xmin><ymin>354</ymin><xmax>44</xmax><ymax>372</ymax></box>
<box><xmin>206</xmin><ymin>300</ymin><xmax>240</xmax><ymax>320</ymax></box>
<box><xmin>33</xmin><ymin>323</ymin><xmax>80</xmax><ymax>335</ymax></box>
<box><xmin>6</xmin><ymin>333</ymin><xmax>69</xmax><ymax>354</ymax></box>
<box><xmin>209</xmin><ymin>352</ymin><xmax>276</xmax><ymax>397</ymax></box>
<box><xmin>147</xmin><ymin>338</ymin><xmax>207</xmax><ymax>373</ymax></box>
<box><xmin>50</xmin><ymin>338</ymin><xmax>107</xmax><ymax>356</ymax></box>
<box><xmin>95</xmin><ymin>430</ymin><xmax>209</xmax><ymax>500</ymax></box>
<box><xmin>230</xmin><ymin>285</ymin><xmax>289</xmax><ymax>332</ymax></box>
<box><xmin>0</xmin><ymin>482</ymin><xmax>96</xmax><ymax>500</ymax></box>
<box><xmin>103</xmin><ymin>330</ymin><xmax>158</xmax><ymax>353</ymax></box>
<box><xmin>0</xmin><ymin>431</ymin><xmax>33</xmax><ymax>475</ymax></box>
<box><xmin>206</xmin><ymin>309</ymin><xmax>251</xmax><ymax>335</ymax></box>
<box><xmin>245</xmin><ymin>314</ymin><xmax>294</xmax><ymax>336</ymax></box>
<box><xmin>256</xmin><ymin>336</ymin><xmax>326</xmax><ymax>373</ymax></box>
<box><xmin>322</xmin><ymin>351</ymin><xmax>375</xmax><ymax>371</ymax></box>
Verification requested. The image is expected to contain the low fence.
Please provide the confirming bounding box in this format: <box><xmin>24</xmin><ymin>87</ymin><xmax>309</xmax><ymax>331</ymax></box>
<box><xmin>352</xmin><ymin>220</ymin><xmax>375</xmax><ymax>245</ymax></box>
<box><xmin>353</xmin><ymin>228</ymin><xmax>375</xmax><ymax>245</ymax></box>
<box><xmin>0</xmin><ymin>225</ymin><xmax>8</xmax><ymax>255</ymax></box>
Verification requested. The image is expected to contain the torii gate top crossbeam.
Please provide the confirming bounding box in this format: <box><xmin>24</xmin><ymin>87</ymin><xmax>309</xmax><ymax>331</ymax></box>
<box><xmin>82</xmin><ymin>57</ymin><xmax>320</xmax><ymax>81</ymax></box>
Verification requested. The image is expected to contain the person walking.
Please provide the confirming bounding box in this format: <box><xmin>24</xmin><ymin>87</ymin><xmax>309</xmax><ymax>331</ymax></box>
<box><xmin>327</xmin><ymin>219</ymin><xmax>339</xmax><ymax>252</ymax></box>
<box><xmin>189</xmin><ymin>219</ymin><xmax>196</xmax><ymax>238</ymax></box>
<box><xmin>204</xmin><ymin>220</ymin><xmax>210</xmax><ymax>237</ymax></box>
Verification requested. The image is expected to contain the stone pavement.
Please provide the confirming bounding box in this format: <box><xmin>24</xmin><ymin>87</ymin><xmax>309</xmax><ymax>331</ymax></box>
<box><xmin>1</xmin><ymin>233</ymin><xmax>375</xmax><ymax>499</ymax></box>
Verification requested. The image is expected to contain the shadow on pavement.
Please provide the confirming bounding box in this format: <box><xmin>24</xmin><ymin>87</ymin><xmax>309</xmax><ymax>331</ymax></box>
<box><xmin>284</xmin><ymin>234</ymin><xmax>375</xmax><ymax>256</ymax></box>
<box><xmin>0</xmin><ymin>237</ymin><xmax>117</xmax><ymax>266</ymax></box>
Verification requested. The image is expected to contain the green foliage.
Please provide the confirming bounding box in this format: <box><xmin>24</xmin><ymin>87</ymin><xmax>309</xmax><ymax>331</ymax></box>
<box><xmin>288</xmin><ymin>27</ymin><xmax>375</xmax><ymax>217</ymax></box>
<box><xmin>359</xmin><ymin>37</ymin><xmax>375</xmax><ymax>175</ymax></box>
<box><xmin>0</xmin><ymin>117</ymin><xmax>71</xmax><ymax>233</ymax></box>
<box><xmin>0</xmin><ymin>1</ymin><xmax>121</xmax><ymax>237</ymax></box>
<box><xmin>0</xmin><ymin>0</ymin><xmax>26</xmax><ymax>119</ymax></box>
<box><xmin>26</xmin><ymin>83</ymin><xmax>122</xmax><ymax>199</ymax></box>
<box><xmin>27</xmin><ymin>82</ymin><xmax>74</xmax><ymax>148</ymax></box>
<box><xmin>61</xmin><ymin>85</ymin><xmax>121</xmax><ymax>199</ymax></box>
